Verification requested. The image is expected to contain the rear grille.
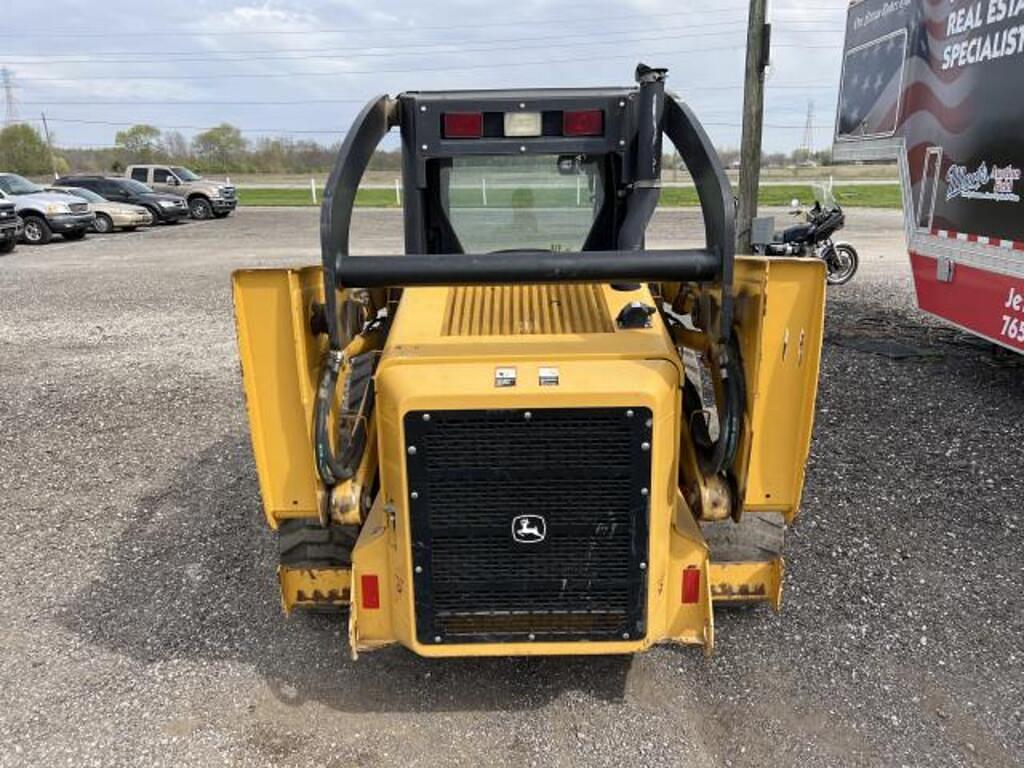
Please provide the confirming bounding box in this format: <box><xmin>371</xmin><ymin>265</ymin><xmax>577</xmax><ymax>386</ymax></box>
<box><xmin>442</xmin><ymin>284</ymin><xmax>614</xmax><ymax>336</ymax></box>
<box><xmin>405</xmin><ymin>407</ymin><xmax>651</xmax><ymax>644</ymax></box>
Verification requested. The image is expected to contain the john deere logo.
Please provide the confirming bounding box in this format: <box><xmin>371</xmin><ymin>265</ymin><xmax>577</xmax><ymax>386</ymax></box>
<box><xmin>512</xmin><ymin>514</ymin><xmax>546</xmax><ymax>544</ymax></box>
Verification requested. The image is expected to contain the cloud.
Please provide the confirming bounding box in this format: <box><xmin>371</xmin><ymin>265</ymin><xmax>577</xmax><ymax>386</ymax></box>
<box><xmin>4</xmin><ymin>0</ymin><xmax>848</xmax><ymax>152</ymax></box>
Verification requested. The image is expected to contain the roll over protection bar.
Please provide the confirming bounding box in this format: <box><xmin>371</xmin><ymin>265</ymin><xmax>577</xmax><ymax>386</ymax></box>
<box><xmin>319</xmin><ymin>68</ymin><xmax>736</xmax><ymax>347</ymax></box>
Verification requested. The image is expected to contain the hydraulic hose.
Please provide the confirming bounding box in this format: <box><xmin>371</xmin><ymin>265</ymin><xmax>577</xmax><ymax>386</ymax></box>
<box><xmin>685</xmin><ymin>336</ymin><xmax>745</xmax><ymax>477</ymax></box>
<box><xmin>314</xmin><ymin>349</ymin><xmax>352</xmax><ymax>487</ymax></box>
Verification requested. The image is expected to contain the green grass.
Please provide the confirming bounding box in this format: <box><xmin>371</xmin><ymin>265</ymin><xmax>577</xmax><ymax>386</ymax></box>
<box><xmin>237</xmin><ymin>183</ymin><xmax>903</xmax><ymax>209</ymax></box>
<box><xmin>236</xmin><ymin>187</ymin><xmax>399</xmax><ymax>207</ymax></box>
<box><xmin>658</xmin><ymin>183</ymin><xmax>903</xmax><ymax>209</ymax></box>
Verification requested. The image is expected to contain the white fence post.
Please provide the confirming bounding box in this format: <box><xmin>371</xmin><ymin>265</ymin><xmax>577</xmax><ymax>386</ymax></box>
<box><xmin>481</xmin><ymin>177</ymin><xmax>488</xmax><ymax>206</ymax></box>
<box><xmin>395</xmin><ymin>178</ymin><xmax>401</xmax><ymax>206</ymax></box>
<box><xmin>310</xmin><ymin>178</ymin><xmax>317</xmax><ymax>205</ymax></box>
<box><xmin>576</xmin><ymin>174</ymin><xmax>581</xmax><ymax>206</ymax></box>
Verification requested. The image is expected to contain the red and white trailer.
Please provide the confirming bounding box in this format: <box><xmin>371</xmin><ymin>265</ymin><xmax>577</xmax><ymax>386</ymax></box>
<box><xmin>834</xmin><ymin>0</ymin><xmax>1024</xmax><ymax>352</ymax></box>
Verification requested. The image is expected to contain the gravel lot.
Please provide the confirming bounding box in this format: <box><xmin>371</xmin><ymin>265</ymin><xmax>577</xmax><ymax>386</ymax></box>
<box><xmin>0</xmin><ymin>207</ymin><xmax>1021</xmax><ymax>767</ymax></box>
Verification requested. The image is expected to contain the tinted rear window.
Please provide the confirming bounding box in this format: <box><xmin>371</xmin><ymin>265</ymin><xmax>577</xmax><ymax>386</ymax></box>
<box><xmin>130</xmin><ymin>168</ymin><xmax>149</xmax><ymax>182</ymax></box>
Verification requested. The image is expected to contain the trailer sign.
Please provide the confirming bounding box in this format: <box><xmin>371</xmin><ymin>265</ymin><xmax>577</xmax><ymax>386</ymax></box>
<box><xmin>946</xmin><ymin>162</ymin><xmax>1022</xmax><ymax>202</ymax></box>
<box><xmin>834</xmin><ymin>0</ymin><xmax>1024</xmax><ymax>353</ymax></box>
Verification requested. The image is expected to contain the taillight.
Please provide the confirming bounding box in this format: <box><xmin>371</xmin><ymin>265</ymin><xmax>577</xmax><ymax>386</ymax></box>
<box><xmin>563</xmin><ymin>109</ymin><xmax>604</xmax><ymax>136</ymax></box>
<box><xmin>681</xmin><ymin>567</ymin><xmax>701</xmax><ymax>604</ymax></box>
<box><xmin>443</xmin><ymin>112</ymin><xmax>483</xmax><ymax>139</ymax></box>
<box><xmin>361</xmin><ymin>574</ymin><xmax>380</xmax><ymax>609</ymax></box>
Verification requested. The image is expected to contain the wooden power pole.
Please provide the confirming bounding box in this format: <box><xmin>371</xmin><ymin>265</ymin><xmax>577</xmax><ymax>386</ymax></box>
<box><xmin>736</xmin><ymin>0</ymin><xmax>770</xmax><ymax>254</ymax></box>
<box><xmin>40</xmin><ymin>112</ymin><xmax>59</xmax><ymax>179</ymax></box>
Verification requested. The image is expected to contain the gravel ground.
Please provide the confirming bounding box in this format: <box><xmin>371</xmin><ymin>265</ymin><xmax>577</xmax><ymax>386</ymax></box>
<box><xmin>0</xmin><ymin>208</ymin><xmax>1021</xmax><ymax>768</ymax></box>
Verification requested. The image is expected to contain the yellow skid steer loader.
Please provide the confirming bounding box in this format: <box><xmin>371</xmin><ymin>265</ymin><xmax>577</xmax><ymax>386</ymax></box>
<box><xmin>233</xmin><ymin>65</ymin><xmax>825</xmax><ymax>657</ymax></box>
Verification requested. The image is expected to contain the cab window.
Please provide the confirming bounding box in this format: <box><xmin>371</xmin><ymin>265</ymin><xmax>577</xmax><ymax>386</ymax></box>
<box><xmin>130</xmin><ymin>168</ymin><xmax>149</xmax><ymax>182</ymax></box>
<box><xmin>152</xmin><ymin>168</ymin><xmax>173</xmax><ymax>183</ymax></box>
<box><xmin>437</xmin><ymin>155</ymin><xmax>604</xmax><ymax>253</ymax></box>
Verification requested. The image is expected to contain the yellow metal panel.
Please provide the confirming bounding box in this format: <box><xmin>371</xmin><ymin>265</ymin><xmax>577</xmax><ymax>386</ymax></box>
<box><xmin>349</xmin><ymin>496</ymin><xmax>396</xmax><ymax>655</ymax></box>
<box><xmin>442</xmin><ymin>284</ymin><xmax>614</xmax><ymax>336</ymax></box>
<box><xmin>386</xmin><ymin>283</ymin><xmax>677</xmax><ymax>362</ymax></box>
<box><xmin>231</xmin><ymin>268</ymin><xmax>327</xmax><ymax>527</ymax></box>
<box><xmin>359</xmin><ymin>354</ymin><xmax>697</xmax><ymax>657</ymax></box>
<box><xmin>709</xmin><ymin>558</ymin><xmax>784</xmax><ymax>611</ymax></box>
<box><xmin>732</xmin><ymin>257</ymin><xmax>826</xmax><ymax>521</ymax></box>
<box><xmin>664</xmin><ymin>493</ymin><xmax>714</xmax><ymax>652</ymax></box>
<box><xmin>278</xmin><ymin>566</ymin><xmax>351</xmax><ymax>615</ymax></box>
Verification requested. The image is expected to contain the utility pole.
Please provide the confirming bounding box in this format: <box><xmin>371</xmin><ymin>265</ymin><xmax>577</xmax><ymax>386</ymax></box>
<box><xmin>800</xmin><ymin>100</ymin><xmax>815</xmax><ymax>160</ymax></box>
<box><xmin>40</xmin><ymin>112</ymin><xmax>59</xmax><ymax>179</ymax></box>
<box><xmin>736</xmin><ymin>0</ymin><xmax>770</xmax><ymax>255</ymax></box>
<box><xmin>2</xmin><ymin>67</ymin><xmax>17</xmax><ymax>126</ymax></box>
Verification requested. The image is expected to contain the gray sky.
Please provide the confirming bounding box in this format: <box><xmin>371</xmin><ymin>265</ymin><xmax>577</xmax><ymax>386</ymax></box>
<box><xmin>2</xmin><ymin>0</ymin><xmax>848</xmax><ymax>153</ymax></box>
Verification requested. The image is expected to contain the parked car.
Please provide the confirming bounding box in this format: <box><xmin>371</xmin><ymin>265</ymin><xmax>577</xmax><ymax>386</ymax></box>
<box><xmin>0</xmin><ymin>173</ymin><xmax>95</xmax><ymax>244</ymax></box>
<box><xmin>0</xmin><ymin>198</ymin><xmax>20</xmax><ymax>254</ymax></box>
<box><xmin>48</xmin><ymin>186</ymin><xmax>152</xmax><ymax>233</ymax></box>
<box><xmin>126</xmin><ymin>164</ymin><xmax>237</xmax><ymax>220</ymax></box>
<box><xmin>54</xmin><ymin>175</ymin><xmax>189</xmax><ymax>224</ymax></box>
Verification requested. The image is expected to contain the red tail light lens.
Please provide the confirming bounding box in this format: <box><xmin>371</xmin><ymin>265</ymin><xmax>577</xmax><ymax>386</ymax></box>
<box><xmin>563</xmin><ymin>109</ymin><xmax>604</xmax><ymax>136</ymax></box>
<box><xmin>360</xmin><ymin>574</ymin><xmax>380</xmax><ymax>609</ymax></box>
<box><xmin>443</xmin><ymin>112</ymin><xmax>483</xmax><ymax>138</ymax></box>
<box><xmin>681</xmin><ymin>567</ymin><xmax>701</xmax><ymax>604</ymax></box>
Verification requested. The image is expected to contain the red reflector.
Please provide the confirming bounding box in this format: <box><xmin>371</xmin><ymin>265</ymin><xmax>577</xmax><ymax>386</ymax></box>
<box><xmin>443</xmin><ymin>112</ymin><xmax>483</xmax><ymax>138</ymax></box>
<box><xmin>563</xmin><ymin>109</ymin><xmax>604</xmax><ymax>136</ymax></box>
<box><xmin>360</xmin><ymin>574</ymin><xmax>380</xmax><ymax>609</ymax></box>
<box><xmin>681</xmin><ymin>567</ymin><xmax>701</xmax><ymax>604</ymax></box>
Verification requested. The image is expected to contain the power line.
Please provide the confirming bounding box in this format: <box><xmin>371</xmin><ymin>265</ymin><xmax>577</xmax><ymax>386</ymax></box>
<box><xmin>37</xmin><ymin>116</ymin><xmax>346</xmax><ymax>135</ymax></box>
<box><xmin>0</xmin><ymin>4</ymin><xmax>845</xmax><ymax>39</ymax></box>
<box><xmin>11</xmin><ymin>42</ymin><xmax>845</xmax><ymax>84</ymax></box>
<box><xmin>0</xmin><ymin>19</ymin><xmax>846</xmax><ymax>65</ymax></box>
<box><xmin>16</xmin><ymin>80</ymin><xmax>838</xmax><ymax>109</ymax></box>
<box><xmin>0</xmin><ymin>22</ymin><xmax>844</xmax><ymax>67</ymax></box>
<box><xmin>33</xmin><ymin>112</ymin><xmax>840</xmax><ymax>140</ymax></box>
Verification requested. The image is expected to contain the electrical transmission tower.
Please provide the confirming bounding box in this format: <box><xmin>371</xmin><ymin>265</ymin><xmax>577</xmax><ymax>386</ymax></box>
<box><xmin>800</xmin><ymin>100</ymin><xmax>815</xmax><ymax>160</ymax></box>
<box><xmin>2</xmin><ymin>67</ymin><xmax>18</xmax><ymax>126</ymax></box>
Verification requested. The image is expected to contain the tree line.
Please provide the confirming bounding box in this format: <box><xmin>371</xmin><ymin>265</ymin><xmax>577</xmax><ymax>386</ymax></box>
<box><xmin>0</xmin><ymin>120</ymin><xmax>830</xmax><ymax>178</ymax></box>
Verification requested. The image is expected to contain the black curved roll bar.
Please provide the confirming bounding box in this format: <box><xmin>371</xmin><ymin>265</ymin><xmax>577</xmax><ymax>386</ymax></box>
<box><xmin>319</xmin><ymin>71</ymin><xmax>736</xmax><ymax>348</ymax></box>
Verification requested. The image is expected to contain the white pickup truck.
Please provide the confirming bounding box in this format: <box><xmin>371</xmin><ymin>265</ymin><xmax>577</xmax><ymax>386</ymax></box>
<box><xmin>125</xmin><ymin>164</ymin><xmax>237</xmax><ymax>220</ymax></box>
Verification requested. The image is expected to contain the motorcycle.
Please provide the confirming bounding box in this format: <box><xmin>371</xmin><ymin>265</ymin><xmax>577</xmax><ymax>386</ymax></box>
<box><xmin>755</xmin><ymin>182</ymin><xmax>859</xmax><ymax>286</ymax></box>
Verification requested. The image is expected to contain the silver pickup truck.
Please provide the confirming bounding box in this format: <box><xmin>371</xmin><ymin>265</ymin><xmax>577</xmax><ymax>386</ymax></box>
<box><xmin>126</xmin><ymin>164</ymin><xmax>237</xmax><ymax>220</ymax></box>
<box><xmin>0</xmin><ymin>173</ymin><xmax>95</xmax><ymax>245</ymax></box>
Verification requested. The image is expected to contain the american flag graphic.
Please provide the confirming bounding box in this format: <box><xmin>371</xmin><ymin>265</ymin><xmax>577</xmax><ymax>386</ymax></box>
<box><xmin>836</xmin><ymin>30</ymin><xmax>907</xmax><ymax>138</ymax></box>
<box><xmin>900</xmin><ymin>0</ymin><xmax>978</xmax><ymax>187</ymax></box>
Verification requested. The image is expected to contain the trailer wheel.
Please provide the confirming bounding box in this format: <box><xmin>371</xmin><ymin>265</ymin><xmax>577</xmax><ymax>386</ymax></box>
<box><xmin>702</xmin><ymin>512</ymin><xmax>785</xmax><ymax>562</ymax></box>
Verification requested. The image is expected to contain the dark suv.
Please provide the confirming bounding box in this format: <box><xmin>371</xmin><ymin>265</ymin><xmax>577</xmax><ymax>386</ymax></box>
<box><xmin>55</xmin><ymin>175</ymin><xmax>189</xmax><ymax>224</ymax></box>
